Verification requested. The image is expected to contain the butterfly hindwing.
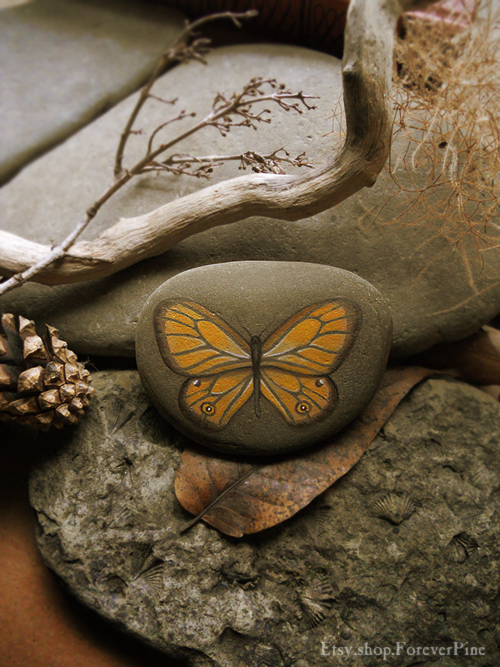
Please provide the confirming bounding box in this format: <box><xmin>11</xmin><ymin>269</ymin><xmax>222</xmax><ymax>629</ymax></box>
<box><xmin>260</xmin><ymin>367</ymin><xmax>338</xmax><ymax>425</ymax></box>
<box><xmin>181</xmin><ymin>369</ymin><xmax>254</xmax><ymax>429</ymax></box>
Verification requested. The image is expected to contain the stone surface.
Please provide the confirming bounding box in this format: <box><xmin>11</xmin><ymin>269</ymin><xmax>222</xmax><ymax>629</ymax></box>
<box><xmin>0</xmin><ymin>421</ymin><xmax>184</xmax><ymax>667</ymax></box>
<box><xmin>30</xmin><ymin>370</ymin><xmax>500</xmax><ymax>666</ymax></box>
<box><xmin>1</xmin><ymin>45</ymin><xmax>499</xmax><ymax>357</ymax></box>
<box><xmin>136</xmin><ymin>262</ymin><xmax>392</xmax><ymax>455</ymax></box>
<box><xmin>0</xmin><ymin>0</ymin><xmax>185</xmax><ymax>183</ymax></box>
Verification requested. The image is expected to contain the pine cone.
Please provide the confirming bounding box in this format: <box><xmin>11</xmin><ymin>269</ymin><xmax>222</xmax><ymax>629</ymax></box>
<box><xmin>0</xmin><ymin>313</ymin><xmax>94</xmax><ymax>430</ymax></box>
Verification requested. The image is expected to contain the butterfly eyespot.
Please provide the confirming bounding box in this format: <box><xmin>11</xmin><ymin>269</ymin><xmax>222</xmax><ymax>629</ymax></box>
<box><xmin>201</xmin><ymin>402</ymin><xmax>215</xmax><ymax>415</ymax></box>
<box><xmin>315</xmin><ymin>379</ymin><xmax>325</xmax><ymax>387</ymax></box>
<box><xmin>296</xmin><ymin>402</ymin><xmax>310</xmax><ymax>414</ymax></box>
<box><xmin>193</xmin><ymin>379</ymin><xmax>201</xmax><ymax>387</ymax></box>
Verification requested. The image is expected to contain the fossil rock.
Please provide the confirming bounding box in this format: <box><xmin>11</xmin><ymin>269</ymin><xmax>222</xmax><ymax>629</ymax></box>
<box><xmin>30</xmin><ymin>371</ymin><xmax>500</xmax><ymax>666</ymax></box>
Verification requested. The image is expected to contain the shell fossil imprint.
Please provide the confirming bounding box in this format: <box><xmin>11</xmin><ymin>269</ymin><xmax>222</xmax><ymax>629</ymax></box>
<box><xmin>299</xmin><ymin>579</ymin><xmax>336</xmax><ymax>630</ymax></box>
<box><xmin>102</xmin><ymin>542</ymin><xmax>165</xmax><ymax>596</ymax></box>
<box><xmin>372</xmin><ymin>492</ymin><xmax>416</xmax><ymax>526</ymax></box>
<box><xmin>445</xmin><ymin>532</ymin><xmax>479</xmax><ymax>563</ymax></box>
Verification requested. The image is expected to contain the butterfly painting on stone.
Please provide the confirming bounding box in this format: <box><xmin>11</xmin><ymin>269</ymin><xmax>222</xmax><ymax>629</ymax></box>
<box><xmin>154</xmin><ymin>300</ymin><xmax>358</xmax><ymax>430</ymax></box>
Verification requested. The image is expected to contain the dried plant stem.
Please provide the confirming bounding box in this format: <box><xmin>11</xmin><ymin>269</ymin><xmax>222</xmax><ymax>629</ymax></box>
<box><xmin>0</xmin><ymin>0</ymin><xmax>438</xmax><ymax>292</ymax></box>
<box><xmin>114</xmin><ymin>9</ymin><xmax>258</xmax><ymax>177</ymax></box>
<box><xmin>364</xmin><ymin>0</ymin><xmax>500</xmax><ymax>292</ymax></box>
<box><xmin>0</xmin><ymin>81</ymin><xmax>313</xmax><ymax>293</ymax></box>
<box><xmin>143</xmin><ymin>149</ymin><xmax>313</xmax><ymax>177</ymax></box>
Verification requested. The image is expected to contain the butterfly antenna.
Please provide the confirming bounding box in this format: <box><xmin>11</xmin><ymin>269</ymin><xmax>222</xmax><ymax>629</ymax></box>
<box><xmin>240</xmin><ymin>321</ymin><xmax>252</xmax><ymax>338</ymax></box>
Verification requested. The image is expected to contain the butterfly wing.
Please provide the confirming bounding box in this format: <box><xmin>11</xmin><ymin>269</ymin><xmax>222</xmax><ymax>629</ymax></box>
<box><xmin>260</xmin><ymin>367</ymin><xmax>337</xmax><ymax>425</ymax></box>
<box><xmin>260</xmin><ymin>301</ymin><xmax>357</xmax><ymax>425</ymax></box>
<box><xmin>181</xmin><ymin>369</ymin><xmax>254</xmax><ymax>429</ymax></box>
<box><xmin>154</xmin><ymin>300</ymin><xmax>254</xmax><ymax>429</ymax></box>
<box><xmin>154</xmin><ymin>300</ymin><xmax>251</xmax><ymax>376</ymax></box>
<box><xmin>262</xmin><ymin>302</ymin><xmax>357</xmax><ymax>374</ymax></box>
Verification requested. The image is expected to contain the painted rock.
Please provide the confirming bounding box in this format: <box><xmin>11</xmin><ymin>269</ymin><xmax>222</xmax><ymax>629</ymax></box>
<box><xmin>136</xmin><ymin>261</ymin><xmax>392</xmax><ymax>455</ymax></box>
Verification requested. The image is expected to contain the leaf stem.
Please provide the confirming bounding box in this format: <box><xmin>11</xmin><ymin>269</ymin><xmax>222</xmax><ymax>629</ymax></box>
<box><xmin>179</xmin><ymin>464</ymin><xmax>263</xmax><ymax>534</ymax></box>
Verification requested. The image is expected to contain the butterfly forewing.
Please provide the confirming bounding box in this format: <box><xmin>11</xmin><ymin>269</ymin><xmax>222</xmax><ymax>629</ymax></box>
<box><xmin>261</xmin><ymin>302</ymin><xmax>357</xmax><ymax>374</ymax></box>
<box><xmin>155</xmin><ymin>301</ymin><xmax>251</xmax><ymax>376</ymax></box>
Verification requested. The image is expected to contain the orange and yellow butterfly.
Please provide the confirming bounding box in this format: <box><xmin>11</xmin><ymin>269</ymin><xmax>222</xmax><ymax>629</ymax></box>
<box><xmin>154</xmin><ymin>300</ymin><xmax>358</xmax><ymax>429</ymax></box>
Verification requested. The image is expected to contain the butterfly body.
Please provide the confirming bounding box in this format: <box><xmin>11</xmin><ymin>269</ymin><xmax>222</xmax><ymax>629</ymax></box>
<box><xmin>154</xmin><ymin>299</ymin><xmax>357</xmax><ymax>430</ymax></box>
<box><xmin>249</xmin><ymin>335</ymin><xmax>263</xmax><ymax>417</ymax></box>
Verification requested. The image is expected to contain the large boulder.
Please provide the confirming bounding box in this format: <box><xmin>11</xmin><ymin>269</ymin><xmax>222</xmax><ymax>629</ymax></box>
<box><xmin>0</xmin><ymin>0</ymin><xmax>185</xmax><ymax>183</ymax></box>
<box><xmin>1</xmin><ymin>45</ymin><xmax>498</xmax><ymax>357</ymax></box>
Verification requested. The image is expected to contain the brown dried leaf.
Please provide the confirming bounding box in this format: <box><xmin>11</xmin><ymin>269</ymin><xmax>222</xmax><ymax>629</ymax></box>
<box><xmin>413</xmin><ymin>325</ymin><xmax>500</xmax><ymax>386</ymax></box>
<box><xmin>175</xmin><ymin>366</ymin><xmax>433</xmax><ymax>537</ymax></box>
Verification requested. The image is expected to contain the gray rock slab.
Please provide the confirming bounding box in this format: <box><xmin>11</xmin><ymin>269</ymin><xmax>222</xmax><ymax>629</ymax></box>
<box><xmin>30</xmin><ymin>370</ymin><xmax>500</xmax><ymax>666</ymax></box>
<box><xmin>0</xmin><ymin>0</ymin><xmax>185</xmax><ymax>183</ymax></box>
<box><xmin>136</xmin><ymin>262</ymin><xmax>392</xmax><ymax>455</ymax></box>
<box><xmin>0</xmin><ymin>45</ymin><xmax>499</xmax><ymax>358</ymax></box>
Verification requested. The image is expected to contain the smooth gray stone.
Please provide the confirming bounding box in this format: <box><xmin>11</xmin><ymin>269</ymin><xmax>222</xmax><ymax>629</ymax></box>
<box><xmin>136</xmin><ymin>262</ymin><xmax>392</xmax><ymax>455</ymax></box>
<box><xmin>0</xmin><ymin>0</ymin><xmax>185</xmax><ymax>183</ymax></box>
<box><xmin>0</xmin><ymin>45</ymin><xmax>499</xmax><ymax>358</ymax></box>
<box><xmin>30</xmin><ymin>371</ymin><xmax>500</xmax><ymax>666</ymax></box>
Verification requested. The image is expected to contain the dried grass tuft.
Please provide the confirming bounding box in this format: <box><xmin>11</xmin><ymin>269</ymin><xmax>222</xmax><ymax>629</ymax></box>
<box><xmin>343</xmin><ymin>1</ymin><xmax>500</xmax><ymax>291</ymax></box>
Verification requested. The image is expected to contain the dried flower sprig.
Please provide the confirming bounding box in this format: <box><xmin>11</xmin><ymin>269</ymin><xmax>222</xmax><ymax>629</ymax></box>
<box><xmin>238</xmin><ymin>148</ymin><xmax>313</xmax><ymax>174</ymax></box>
<box><xmin>135</xmin><ymin>77</ymin><xmax>316</xmax><ymax>177</ymax></box>
<box><xmin>114</xmin><ymin>9</ymin><xmax>258</xmax><ymax>177</ymax></box>
<box><xmin>206</xmin><ymin>78</ymin><xmax>317</xmax><ymax>137</ymax></box>
<box><xmin>141</xmin><ymin>148</ymin><xmax>313</xmax><ymax>179</ymax></box>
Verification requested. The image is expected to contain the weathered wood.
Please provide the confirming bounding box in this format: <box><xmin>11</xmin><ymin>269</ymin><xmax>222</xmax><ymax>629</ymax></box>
<box><xmin>0</xmin><ymin>0</ymin><xmax>436</xmax><ymax>290</ymax></box>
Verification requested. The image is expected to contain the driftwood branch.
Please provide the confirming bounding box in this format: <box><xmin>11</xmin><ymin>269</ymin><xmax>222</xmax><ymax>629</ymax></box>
<box><xmin>0</xmin><ymin>0</ymin><xmax>437</xmax><ymax>291</ymax></box>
